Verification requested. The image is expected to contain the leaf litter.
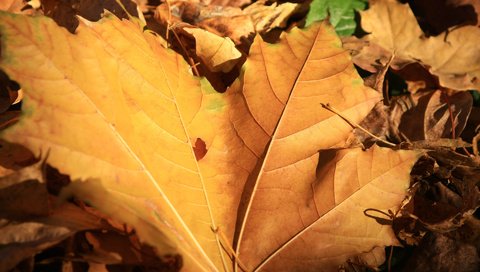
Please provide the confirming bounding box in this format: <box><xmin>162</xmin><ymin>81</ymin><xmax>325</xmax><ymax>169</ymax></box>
<box><xmin>0</xmin><ymin>0</ymin><xmax>479</xmax><ymax>271</ymax></box>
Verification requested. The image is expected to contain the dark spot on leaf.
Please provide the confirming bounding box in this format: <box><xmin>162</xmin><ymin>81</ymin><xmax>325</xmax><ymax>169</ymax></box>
<box><xmin>193</xmin><ymin>138</ymin><xmax>207</xmax><ymax>161</ymax></box>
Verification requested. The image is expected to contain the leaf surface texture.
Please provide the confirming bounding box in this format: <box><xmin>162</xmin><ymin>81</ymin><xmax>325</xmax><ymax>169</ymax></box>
<box><xmin>0</xmin><ymin>12</ymin><xmax>421</xmax><ymax>271</ymax></box>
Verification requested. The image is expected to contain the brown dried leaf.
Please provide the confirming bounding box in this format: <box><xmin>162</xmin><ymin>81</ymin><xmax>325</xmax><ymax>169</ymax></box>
<box><xmin>154</xmin><ymin>0</ymin><xmax>255</xmax><ymax>48</ymax></box>
<box><xmin>155</xmin><ymin>0</ymin><xmax>303</xmax><ymax>49</ymax></box>
<box><xmin>0</xmin><ymin>202</ymin><xmax>108</xmax><ymax>271</ymax></box>
<box><xmin>394</xmin><ymin>151</ymin><xmax>480</xmax><ymax>245</ymax></box>
<box><xmin>243</xmin><ymin>0</ymin><xmax>302</xmax><ymax>33</ymax></box>
<box><xmin>353</xmin><ymin>0</ymin><xmax>480</xmax><ymax>90</ymax></box>
<box><xmin>0</xmin><ymin>165</ymin><xmax>49</xmax><ymax>220</ymax></box>
<box><xmin>183</xmin><ymin>27</ymin><xmax>242</xmax><ymax>72</ymax></box>
<box><xmin>82</xmin><ymin>231</ymin><xmax>170</xmax><ymax>267</ymax></box>
<box><xmin>201</xmin><ymin>0</ymin><xmax>251</xmax><ymax>8</ymax></box>
<box><xmin>0</xmin><ymin>70</ymin><xmax>21</xmax><ymax>114</ymax></box>
<box><xmin>41</xmin><ymin>0</ymin><xmax>139</xmax><ymax>33</ymax></box>
<box><xmin>403</xmin><ymin>224</ymin><xmax>480</xmax><ymax>272</ymax></box>
<box><xmin>449</xmin><ymin>0</ymin><xmax>480</xmax><ymax>26</ymax></box>
<box><xmin>405</xmin><ymin>0</ymin><xmax>479</xmax><ymax>34</ymax></box>
<box><xmin>350</xmin><ymin>89</ymin><xmax>473</xmax><ymax>147</ymax></box>
<box><xmin>389</xmin><ymin>90</ymin><xmax>472</xmax><ymax>141</ymax></box>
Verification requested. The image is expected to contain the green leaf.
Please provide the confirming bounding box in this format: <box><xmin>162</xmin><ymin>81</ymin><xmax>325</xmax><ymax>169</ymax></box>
<box><xmin>306</xmin><ymin>0</ymin><xmax>367</xmax><ymax>36</ymax></box>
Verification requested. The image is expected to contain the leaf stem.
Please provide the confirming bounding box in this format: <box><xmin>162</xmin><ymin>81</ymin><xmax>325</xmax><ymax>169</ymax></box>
<box><xmin>212</xmin><ymin>226</ymin><xmax>249</xmax><ymax>272</ymax></box>
<box><xmin>320</xmin><ymin>103</ymin><xmax>396</xmax><ymax>147</ymax></box>
<box><xmin>169</xmin><ymin>26</ymin><xmax>201</xmax><ymax>76</ymax></box>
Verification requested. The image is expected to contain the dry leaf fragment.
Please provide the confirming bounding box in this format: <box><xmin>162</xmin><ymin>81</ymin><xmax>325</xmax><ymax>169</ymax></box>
<box><xmin>0</xmin><ymin>202</ymin><xmax>108</xmax><ymax>271</ymax></box>
<box><xmin>183</xmin><ymin>27</ymin><xmax>242</xmax><ymax>72</ymax></box>
<box><xmin>201</xmin><ymin>0</ymin><xmax>252</xmax><ymax>8</ymax></box>
<box><xmin>389</xmin><ymin>90</ymin><xmax>472</xmax><ymax>141</ymax></box>
<box><xmin>449</xmin><ymin>0</ymin><xmax>480</xmax><ymax>26</ymax></box>
<box><xmin>354</xmin><ymin>0</ymin><xmax>480</xmax><ymax>90</ymax></box>
<box><xmin>155</xmin><ymin>0</ymin><xmax>254</xmax><ymax>45</ymax></box>
<box><xmin>394</xmin><ymin>151</ymin><xmax>480</xmax><ymax>247</ymax></box>
<box><xmin>0</xmin><ymin>221</ymin><xmax>74</xmax><ymax>271</ymax></box>
<box><xmin>155</xmin><ymin>0</ymin><xmax>303</xmax><ymax>49</ymax></box>
<box><xmin>0</xmin><ymin>165</ymin><xmax>49</xmax><ymax>220</ymax></box>
<box><xmin>0</xmin><ymin>70</ymin><xmax>21</xmax><ymax>114</ymax></box>
<box><xmin>404</xmin><ymin>230</ymin><xmax>480</xmax><ymax>272</ymax></box>
<box><xmin>243</xmin><ymin>0</ymin><xmax>302</xmax><ymax>33</ymax></box>
<box><xmin>41</xmin><ymin>0</ymin><xmax>140</xmax><ymax>33</ymax></box>
<box><xmin>82</xmin><ymin>230</ymin><xmax>171</xmax><ymax>267</ymax></box>
<box><xmin>352</xmin><ymin>89</ymin><xmax>474</xmax><ymax>146</ymax></box>
<box><xmin>405</xmin><ymin>0</ymin><xmax>479</xmax><ymax>34</ymax></box>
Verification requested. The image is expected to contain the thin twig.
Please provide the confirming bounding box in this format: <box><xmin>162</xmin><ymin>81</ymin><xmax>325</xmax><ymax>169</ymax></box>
<box><xmin>320</xmin><ymin>103</ymin><xmax>396</xmax><ymax>147</ymax></box>
<box><xmin>211</xmin><ymin>226</ymin><xmax>249</xmax><ymax>272</ymax></box>
<box><xmin>441</xmin><ymin>89</ymin><xmax>472</xmax><ymax>156</ymax></box>
<box><xmin>378</xmin><ymin>52</ymin><xmax>395</xmax><ymax>105</ymax></box>
<box><xmin>165</xmin><ymin>0</ymin><xmax>172</xmax><ymax>41</ymax></box>
<box><xmin>441</xmin><ymin>90</ymin><xmax>456</xmax><ymax>139</ymax></box>
<box><xmin>170</xmin><ymin>27</ymin><xmax>200</xmax><ymax>76</ymax></box>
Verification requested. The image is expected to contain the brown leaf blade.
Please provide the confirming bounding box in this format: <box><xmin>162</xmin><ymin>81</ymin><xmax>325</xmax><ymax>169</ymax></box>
<box><xmin>355</xmin><ymin>0</ymin><xmax>480</xmax><ymax>90</ymax></box>
<box><xmin>229</xmin><ymin>22</ymin><xmax>398</xmax><ymax>270</ymax></box>
<box><xmin>252</xmin><ymin>146</ymin><xmax>421</xmax><ymax>271</ymax></box>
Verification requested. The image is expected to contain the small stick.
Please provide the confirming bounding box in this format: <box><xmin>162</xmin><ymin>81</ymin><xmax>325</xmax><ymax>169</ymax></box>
<box><xmin>441</xmin><ymin>89</ymin><xmax>472</xmax><ymax>156</ymax></box>
<box><xmin>170</xmin><ymin>27</ymin><xmax>200</xmax><ymax>76</ymax></box>
<box><xmin>320</xmin><ymin>103</ymin><xmax>396</xmax><ymax>147</ymax></box>
<box><xmin>378</xmin><ymin>52</ymin><xmax>395</xmax><ymax>105</ymax></box>
<box><xmin>211</xmin><ymin>226</ymin><xmax>249</xmax><ymax>272</ymax></box>
<box><xmin>165</xmin><ymin>0</ymin><xmax>172</xmax><ymax>41</ymax></box>
<box><xmin>441</xmin><ymin>90</ymin><xmax>456</xmax><ymax>139</ymax></box>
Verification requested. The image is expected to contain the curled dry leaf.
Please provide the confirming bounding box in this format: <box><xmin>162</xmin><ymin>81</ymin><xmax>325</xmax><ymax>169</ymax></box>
<box><xmin>450</xmin><ymin>0</ymin><xmax>480</xmax><ymax>26</ymax></box>
<box><xmin>394</xmin><ymin>151</ymin><xmax>480</xmax><ymax>247</ymax></box>
<box><xmin>351</xmin><ymin>89</ymin><xmax>473</xmax><ymax>146</ymax></box>
<box><xmin>183</xmin><ymin>27</ymin><xmax>242</xmax><ymax>72</ymax></box>
<box><xmin>0</xmin><ymin>162</ymin><xmax>48</xmax><ymax>220</ymax></box>
<box><xmin>81</xmin><ymin>230</ymin><xmax>176</xmax><ymax>268</ymax></box>
<box><xmin>403</xmin><ymin>228</ymin><xmax>480</xmax><ymax>272</ymax></box>
<box><xmin>404</xmin><ymin>0</ymin><xmax>480</xmax><ymax>34</ymax></box>
<box><xmin>0</xmin><ymin>10</ymin><xmax>422</xmax><ymax>271</ymax></box>
<box><xmin>41</xmin><ymin>0</ymin><xmax>140</xmax><ymax>33</ymax></box>
<box><xmin>155</xmin><ymin>0</ymin><xmax>302</xmax><ymax>49</ymax></box>
<box><xmin>389</xmin><ymin>90</ymin><xmax>473</xmax><ymax>142</ymax></box>
<box><xmin>155</xmin><ymin>0</ymin><xmax>255</xmax><ymax>47</ymax></box>
<box><xmin>0</xmin><ymin>70</ymin><xmax>21</xmax><ymax>114</ymax></box>
<box><xmin>351</xmin><ymin>0</ymin><xmax>480</xmax><ymax>90</ymax></box>
<box><xmin>243</xmin><ymin>0</ymin><xmax>302</xmax><ymax>33</ymax></box>
<box><xmin>0</xmin><ymin>202</ymin><xmax>109</xmax><ymax>271</ymax></box>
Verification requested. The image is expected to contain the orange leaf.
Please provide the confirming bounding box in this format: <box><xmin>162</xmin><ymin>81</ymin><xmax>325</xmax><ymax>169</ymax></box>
<box><xmin>0</xmin><ymin>11</ymin><xmax>422</xmax><ymax>271</ymax></box>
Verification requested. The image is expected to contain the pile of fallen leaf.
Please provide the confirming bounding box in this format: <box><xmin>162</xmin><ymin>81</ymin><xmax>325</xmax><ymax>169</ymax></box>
<box><xmin>0</xmin><ymin>0</ymin><xmax>479</xmax><ymax>271</ymax></box>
